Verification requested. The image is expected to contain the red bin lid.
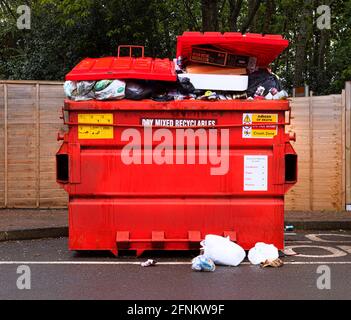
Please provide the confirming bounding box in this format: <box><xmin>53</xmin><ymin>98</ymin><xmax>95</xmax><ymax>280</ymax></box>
<box><xmin>66</xmin><ymin>46</ymin><xmax>177</xmax><ymax>82</ymax></box>
<box><xmin>176</xmin><ymin>32</ymin><xmax>289</xmax><ymax>68</ymax></box>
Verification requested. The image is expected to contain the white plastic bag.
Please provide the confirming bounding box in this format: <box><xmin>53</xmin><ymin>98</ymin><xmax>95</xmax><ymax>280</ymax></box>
<box><xmin>64</xmin><ymin>81</ymin><xmax>95</xmax><ymax>101</ymax></box>
<box><xmin>95</xmin><ymin>80</ymin><xmax>126</xmax><ymax>100</ymax></box>
<box><xmin>248</xmin><ymin>242</ymin><xmax>279</xmax><ymax>265</ymax></box>
<box><xmin>64</xmin><ymin>81</ymin><xmax>77</xmax><ymax>98</ymax></box>
<box><xmin>201</xmin><ymin>234</ymin><xmax>246</xmax><ymax>267</ymax></box>
<box><xmin>191</xmin><ymin>255</ymin><xmax>216</xmax><ymax>272</ymax></box>
<box><xmin>76</xmin><ymin>81</ymin><xmax>96</xmax><ymax>96</ymax></box>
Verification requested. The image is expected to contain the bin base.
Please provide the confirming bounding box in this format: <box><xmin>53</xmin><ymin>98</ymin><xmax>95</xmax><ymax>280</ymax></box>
<box><xmin>68</xmin><ymin>197</ymin><xmax>285</xmax><ymax>255</ymax></box>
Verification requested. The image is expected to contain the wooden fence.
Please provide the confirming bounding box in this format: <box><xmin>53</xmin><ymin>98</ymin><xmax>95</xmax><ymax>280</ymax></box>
<box><xmin>0</xmin><ymin>81</ymin><xmax>67</xmax><ymax>208</ymax></box>
<box><xmin>285</xmin><ymin>94</ymin><xmax>346</xmax><ymax>211</ymax></box>
<box><xmin>0</xmin><ymin>80</ymin><xmax>350</xmax><ymax>211</ymax></box>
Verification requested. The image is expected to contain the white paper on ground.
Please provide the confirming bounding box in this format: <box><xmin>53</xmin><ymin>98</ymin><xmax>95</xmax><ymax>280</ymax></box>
<box><xmin>177</xmin><ymin>73</ymin><xmax>248</xmax><ymax>91</ymax></box>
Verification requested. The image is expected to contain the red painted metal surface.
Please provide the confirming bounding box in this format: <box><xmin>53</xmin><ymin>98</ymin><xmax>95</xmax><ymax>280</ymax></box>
<box><xmin>57</xmin><ymin>99</ymin><xmax>297</xmax><ymax>256</ymax></box>
<box><xmin>66</xmin><ymin>45</ymin><xmax>177</xmax><ymax>82</ymax></box>
<box><xmin>176</xmin><ymin>32</ymin><xmax>289</xmax><ymax>67</ymax></box>
<box><xmin>66</xmin><ymin>57</ymin><xmax>176</xmax><ymax>82</ymax></box>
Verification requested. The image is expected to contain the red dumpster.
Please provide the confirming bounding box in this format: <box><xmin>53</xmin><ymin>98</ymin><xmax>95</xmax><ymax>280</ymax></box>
<box><xmin>57</xmin><ymin>32</ymin><xmax>297</xmax><ymax>256</ymax></box>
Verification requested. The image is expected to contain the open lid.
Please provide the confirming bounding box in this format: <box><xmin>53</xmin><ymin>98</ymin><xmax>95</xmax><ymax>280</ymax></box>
<box><xmin>176</xmin><ymin>32</ymin><xmax>289</xmax><ymax>68</ymax></box>
<box><xmin>66</xmin><ymin>45</ymin><xmax>177</xmax><ymax>82</ymax></box>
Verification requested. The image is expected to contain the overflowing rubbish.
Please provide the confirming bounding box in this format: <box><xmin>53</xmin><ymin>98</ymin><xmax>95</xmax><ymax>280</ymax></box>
<box><xmin>64</xmin><ymin>79</ymin><xmax>126</xmax><ymax>101</ymax></box>
<box><xmin>95</xmin><ymin>80</ymin><xmax>126</xmax><ymax>101</ymax></box>
<box><xmin>246</xmin><ymin>69</ymin><xmax>287</xmax><ymax>100</ymax></box>
<box><xmin>248</xmin><ymin>242</ymin><xmax>280</xmax><ymax>265</ymax></box>
<box><xmin>64</xmin><ymin>50</ymin><xmax>288</xmax><ymax>102</ymax></box>
<box><xmin>94</xmin><ymin>80</ymin><xmax>114</xmax><ymax>92</ymax></box>
<box><xmin>191</xmin><ymin>255</ymin><xmax>216</xmax><ymax>272</ymax></box>
<box><xmin>125</xmin><ymin>81</ymin><xmax>153</xmax><ymax>100</ymax></box>
<box><xmin>64</xmin><ymin>32</ymin><xmax>290</xmax><ymax>102</ymax></box>
<box><xmin>260</xmin><ymin>258</ymin><xmax>284</xmax><ymax>268</ymax></box>
<box><xmin>201</xmin><ymin>235</ymin><xmax>246</xmax><ymax>267</ymax></box>
<box><xmin>141</xmin><ymin>259</ymin><xmax>157</xmax><ymax>267</ymax></box>
<box><xmin>64</xmin><ymin>64</ymin><xmax>287</xmax><ymax>102</ymax></box>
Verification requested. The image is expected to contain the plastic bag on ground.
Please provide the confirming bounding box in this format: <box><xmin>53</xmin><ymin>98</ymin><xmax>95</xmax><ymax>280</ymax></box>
<box><xmin>191</xmin><ymin>255</ymin><xmax>216</xmax><ymax>272</ymax></box>
<box><xmin>95</xmin><ymin>80</ymin><xmax>126</xmax><ymax>100</ymax></box>
<box><xmin>201</xmin><ymin>234</ymin><xmax>246</xmax><ymax>267</ymax></box>
<box><xmin>248</xmin><ymin>242</ymin><xmax>279</xmax><ymax>265</ymax></box>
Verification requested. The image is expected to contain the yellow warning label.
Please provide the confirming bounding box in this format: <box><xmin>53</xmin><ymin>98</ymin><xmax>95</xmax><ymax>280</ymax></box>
<box><xmin>251</xmin><ymin>129</ymin><xmax>277</xmax><ymax>138</ymax></box>
<box><xmin>78</xmin><ymin>114</ymin><xmax>113</xmax><ymax>125</ymax></box>
<box><xmin>242</xmin><ymin>113</ymin><xmax>278</xmax><ymax>139</ymax></box>
<box><xmin>78</xmin><ymin>125</ymin><xmax>114</xmax><ymax>139</ymax></box>
<box><xmin>252</xmin><ymin>114</ymin><xmax>278</xmax><ymax>123</ymax></box>
<box><xmin>78</xmin><ymin>114</ymin><xmax>114</xmax><ymax>139</ymax></box>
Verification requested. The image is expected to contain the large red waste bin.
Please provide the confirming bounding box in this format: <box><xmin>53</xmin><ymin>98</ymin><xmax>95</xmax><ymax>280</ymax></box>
<box><xmin>57</xmin><ymin>33</ymin><xmax>297</xmax><ymax>256</ymax></box>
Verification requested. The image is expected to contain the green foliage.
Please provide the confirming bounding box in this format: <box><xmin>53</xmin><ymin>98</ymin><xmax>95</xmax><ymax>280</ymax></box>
<box><xmin>0</xmin><ymin>0</ymin><xmax>350</xmax><ymax>95</ymax></box>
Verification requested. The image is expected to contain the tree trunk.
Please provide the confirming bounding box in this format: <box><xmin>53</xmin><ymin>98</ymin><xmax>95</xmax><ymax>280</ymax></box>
<box><xmin>293</xmin><ymin>0</ymin><xmax>312</xmax><ymax>88</ymax></box>
<box><xmin>228</xmin><ymin>0</ymin><xmax>243</xmax><ymax>31</ymax></box>
<box><xmin>182</xmin><ymin>0</ymin><xmax>200</xmax><ymax>31</ymax></box>
<box><xmin>241</xmin><ymin>0</ymin><xmax>262</xmax><ymax>33</ymax></box>
<box><xmin>262</xmin><ymin>0</ymin><xmax>275</xmax><ymax>34</ymax></box>
<box><xmin>201</xmin><ymin>0</ymin><xmax>219</xmax><ymax>31</ymax></box>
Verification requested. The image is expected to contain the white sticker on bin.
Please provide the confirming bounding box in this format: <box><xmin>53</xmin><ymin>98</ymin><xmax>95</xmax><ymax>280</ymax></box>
<box><xmin>244</xmin><ymin>155</ymin><xmax>268</xmax><ymax>191</ymax></box>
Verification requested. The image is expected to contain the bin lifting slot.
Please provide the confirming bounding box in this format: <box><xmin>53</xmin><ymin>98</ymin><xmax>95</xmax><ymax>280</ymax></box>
<box><xmin>116</xmin><ymin>231</ymin><xmax>236</xmax><ymax>244</ymax></box>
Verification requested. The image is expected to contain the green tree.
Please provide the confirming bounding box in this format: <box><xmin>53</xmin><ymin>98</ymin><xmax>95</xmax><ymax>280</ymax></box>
<box><xmin>0</xmin><ymin>0</ymin><xmax>350</xmax><ymax>95</ymax></box>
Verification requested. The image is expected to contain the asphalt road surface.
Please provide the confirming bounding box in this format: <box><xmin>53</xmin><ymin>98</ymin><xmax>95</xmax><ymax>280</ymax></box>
<box><xmin>0</xmin><ymin>231</ymin><xmax>351</xmax><ymax>300</ymax></box>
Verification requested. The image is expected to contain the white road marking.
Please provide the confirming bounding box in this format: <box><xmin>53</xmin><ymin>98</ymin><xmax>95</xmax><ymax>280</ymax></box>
<box><xmin>305</xmin><ymin>233</ymin><xmax>351</xmax><ymax>243</ymax></box>
<box><xmin>282</xmin><ymin>261</ymin><xmax>351</xmax><ymax>265</ymax></box>
<box><xmin>0</xmin><ymin>261</ymin><xmax>351</xmax><ymax>266</ymax></box>
<box><xmin>0</xmin><ymin>261</ymin><xmax>187</xmax><ymax>265</ymax></box>
<box><xmin>285</xmin><ymin>241</ymin><xmax>313</xmax><ymax>244</ymax></box>
<box><xmin>338</xmin><ymin>246</ymin><xmax>351</xmax><ymax>254</ymax></box>
<box><xmin>284</xmin><ymin>245</ymin><xmax>348</xmax><ymax>258</ymax></box>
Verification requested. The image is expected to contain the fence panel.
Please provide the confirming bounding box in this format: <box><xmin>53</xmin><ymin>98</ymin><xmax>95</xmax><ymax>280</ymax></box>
<box><xmin>0</xmin><ymin>82</ymin><xmax>67</xmax><ymax>208</ymax></box>
<box><xmin>286</xmin><ymin>94</ymin><xmax>345</xmax><ymax>211</ymax></box>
